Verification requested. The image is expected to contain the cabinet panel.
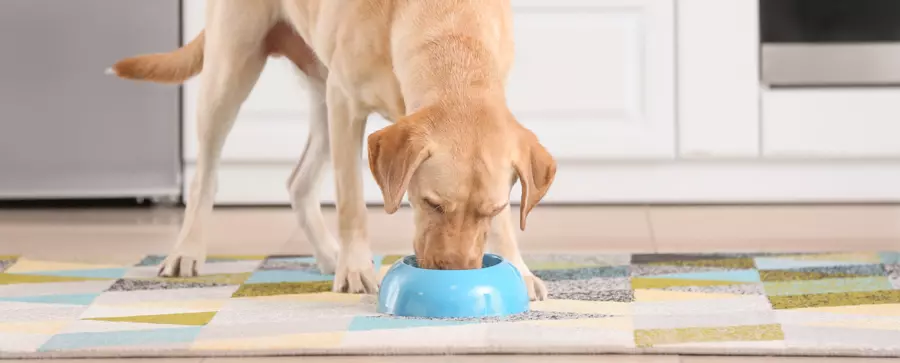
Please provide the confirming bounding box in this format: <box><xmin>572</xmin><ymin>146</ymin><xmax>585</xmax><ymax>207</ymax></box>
<box><xmin>677</xmin><ymin>0</ymin><xmax>761</xmax><ymax>158</ymax></box>
<box><xmin>763</xmin><ymin>89</ymin><xmax>900</xmax><ymax>157</ymax></box>
<box><xmin>509</xmin><ymin>0</ymin><xmax>676</xmax><ymax>160</ymax></box>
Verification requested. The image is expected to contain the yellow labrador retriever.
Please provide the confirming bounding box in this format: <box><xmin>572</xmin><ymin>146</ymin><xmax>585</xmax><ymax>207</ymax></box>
<box><xmin>110</xmin><ymin>0</ymin><xmax>557</xmax><ymax>300</ymax></box>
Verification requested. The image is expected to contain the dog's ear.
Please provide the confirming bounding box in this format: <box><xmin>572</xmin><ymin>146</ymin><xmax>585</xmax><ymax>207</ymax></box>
<box><xmin>367</xmin><ymin>110</ymin><xmax>432</xmax><ymax>214</ymax></box>
<box><xmin>513</xmin><ymin>127</ymin><xmax>557</xmax><ymax>231</ymax></box>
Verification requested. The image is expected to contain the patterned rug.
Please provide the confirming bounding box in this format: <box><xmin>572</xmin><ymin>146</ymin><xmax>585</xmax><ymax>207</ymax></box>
<box><xmin>1</xmin><ymin>252</ymin><xmax>899</xmax><ymax>358</ymax></box>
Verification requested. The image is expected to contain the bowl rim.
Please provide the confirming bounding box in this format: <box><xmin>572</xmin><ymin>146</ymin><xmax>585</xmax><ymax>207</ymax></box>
<box><xmin>397</xmin><ymin>253</ymin><xmax>508</xmax><ymax>272</ymax></box>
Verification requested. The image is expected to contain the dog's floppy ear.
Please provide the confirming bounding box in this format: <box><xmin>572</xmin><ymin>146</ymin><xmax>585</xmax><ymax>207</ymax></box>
<box><xmin>513</xmin><ymin>127</ymin><xmax>557</xmax><ymax>231</ymax></box>
<box><xmin>367</xmin><ymin>110</ymin><xmax>432</xmax><ymax>214</ymax></box>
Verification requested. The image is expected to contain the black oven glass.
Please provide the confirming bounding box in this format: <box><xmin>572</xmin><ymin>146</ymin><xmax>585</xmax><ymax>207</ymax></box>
<box><xmin>761</xmin><ymin>0</ymin><xmax>900</xmax><ymax>43</ymax></box>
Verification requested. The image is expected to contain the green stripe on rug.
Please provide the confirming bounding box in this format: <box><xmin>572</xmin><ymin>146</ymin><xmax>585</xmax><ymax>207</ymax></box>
<box><xmin>763</xmin><ymin>276</ymin><xmax>892</xmax><ymax>296</ymax></box>
<box><xmin>634</xmin><ymin>324</ymin><xmax>784</xmax><ymax>348</ymax></box>
<box><xmin>769</xmin><ymin>289</ymin><xmax>900</xmax><ymax>309</ymax></box>
<box><xmin>0</xmin><ymin>273</ymin><xmax>108</xmax><ymax>285</ymax></box>
<box><xmin>232</xmin><ymin>281</ymin><xmax>333</xmax><ymax>297</ymax></box>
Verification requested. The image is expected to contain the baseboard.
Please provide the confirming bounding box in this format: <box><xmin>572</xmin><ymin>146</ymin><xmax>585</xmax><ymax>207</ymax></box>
<box><xmin>185</xmin><ymin>160</ymin><xmax>900</xmax><ymax>205</ymax></box>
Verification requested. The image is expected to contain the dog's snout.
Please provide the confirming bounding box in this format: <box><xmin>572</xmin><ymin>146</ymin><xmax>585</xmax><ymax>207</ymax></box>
<box><xmin>419</xmin><ymin>252</ymin><xmax>482</xmax><ymax>270</ymax></box>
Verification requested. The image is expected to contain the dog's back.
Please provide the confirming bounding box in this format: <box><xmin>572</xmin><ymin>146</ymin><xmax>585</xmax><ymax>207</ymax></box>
<box><xmin>283</xmin><ymin>0</ymin><xmax>516</xmax><ymax>120</ymax></box>
<box><xmin>111</xmin><ymin>0</ymin><xmax>515</xmax><ymax>94</ymax></box>
<box><xmin>113</xmin><ymin>0</ymin><xmax>515</xmax><ymax>121</ymax></box>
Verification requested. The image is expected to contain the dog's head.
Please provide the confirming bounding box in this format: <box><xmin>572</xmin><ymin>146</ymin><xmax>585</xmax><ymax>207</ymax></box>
<box><xmin>367</xmin><ymin>100</ymin><xmax>556</xmax><ymax>270</ymax></box>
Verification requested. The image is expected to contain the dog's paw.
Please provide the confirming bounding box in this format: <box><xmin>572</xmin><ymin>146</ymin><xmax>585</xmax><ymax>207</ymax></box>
<box><xmin>332</xmin><ymin>246</ymin><xmax>378</xmax><ymax>294</ymax></box>
<box><xmin>315</xmin><ymin>247</ymin><xmax>340</xmax><ymax>275</ymax></box>
<box><xmin>313</xmin><ymin>238</ymin><xmax>341</xmax><ymax>275</ymax></box>
<box><xmin>158</xmin><ymin>254</ymin><xmax>204</xmax><ymax>278</ymax></box>
<box><xmin>525</xmin><ymin>274</ymin><xmax>548</xmax><ymax>301</ymax></box>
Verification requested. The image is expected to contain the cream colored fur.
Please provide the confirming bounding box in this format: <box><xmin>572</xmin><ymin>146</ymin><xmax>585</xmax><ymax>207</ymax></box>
<box><xmin>111</xmin><ymin>0</ymin><xmax>557</xmax><ymax>300</ymax></box>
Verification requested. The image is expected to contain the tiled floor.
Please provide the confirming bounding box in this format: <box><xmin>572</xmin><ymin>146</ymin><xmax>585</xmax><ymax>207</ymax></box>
<box><xmin>6</xmin><ymin>356</ymin><xmax>899</xmax><ymax>363</ymax></box>
<box><xmin>2</xmin><ymin>205</ymin><xmax>900</xmax><ymax>362</ymax></box>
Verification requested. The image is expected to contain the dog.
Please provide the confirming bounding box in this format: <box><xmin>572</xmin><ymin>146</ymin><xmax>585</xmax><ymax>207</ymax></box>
<box><xmin>110</xmin><ymin>0</ymin><xmax>557</xmax><ymax>300</ymax></box>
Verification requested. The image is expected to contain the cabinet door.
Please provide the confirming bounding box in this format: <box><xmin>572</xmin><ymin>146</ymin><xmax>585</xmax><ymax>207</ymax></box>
<box><xmin>763</xmin><ymin>89</ymin><xmax>900</xmax><ymax>157</ymax></box>
<box><xmin>508</xmin><ymin>0</ymin><xmax>676</xmax><ymax>160</ymax></box>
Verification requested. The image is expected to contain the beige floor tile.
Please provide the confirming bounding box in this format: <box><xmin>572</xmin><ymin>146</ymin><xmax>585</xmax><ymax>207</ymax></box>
<box><xmin>755</xmin><ymin>237</ymin><xmax>900</xmax><ymax>253</ymax></box>
<box><xmin>0</xmin><ymin>206</ymin><xmax>653</xmax><ymax>259</ymax></box>
<box><xmin>205</xmin><ymin>355</ymin><xmax>679</xmax><ymax>363</ymax></box>
<box><xmin>512</xmin><ymin>206</ymin><xmax>653</xmax><ymax>252</ymax></box>
<box><xmin>0</xmin><ymin>208</ymin><xmax>182</xmax><ymax>226</ymax></box>
<box><xmin>13</xmin><ymin>359</ymin><xmax>202</xmax><ymax>363</ymax></box>
<box><xmin>0</xmin><ymin>227</ymin><xmax>178</xmax><ymax>263</ymax></box>
<box><xmin>202</xmin><ymin>206</ymin><xmax>654</xmax><ymax>254</ymax></box>
<box><xmin>0</xmin><ymin>208</ymin><xmax>183</xmax><ymax>260</ymax></box>
<box><xmin>682</xmin><ymin>356</ymin><xmax>900</xmax><ymax>363</ymax></box>
<box><xmin>649</xmin><ymin>205</ymin><xmax>900</xmax><ymax>253</ymax></box>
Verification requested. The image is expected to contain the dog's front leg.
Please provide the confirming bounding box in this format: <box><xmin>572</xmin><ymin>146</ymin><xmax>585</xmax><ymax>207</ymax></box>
<box><xmin>325</xmin><ymin>82</ymin><xmax>378</xmax><ymax>294</ymax></box>
<box><xmin>489</xmin><ymin>204</ymin><xmax>548</xmax><ymax>301</ymax></box>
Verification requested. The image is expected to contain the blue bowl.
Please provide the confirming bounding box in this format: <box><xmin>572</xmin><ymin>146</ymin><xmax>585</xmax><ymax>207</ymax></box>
<box><xmin>377</xmin><ymin>253</ymin><xmax>530</xmax><ymax>318</ymax></box>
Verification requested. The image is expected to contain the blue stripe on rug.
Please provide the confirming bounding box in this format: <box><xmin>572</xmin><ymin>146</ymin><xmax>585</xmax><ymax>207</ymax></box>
<box><xmin>39</xmin><ymin>327</ymin><xmax>203</xmax><ymax>351</ymax></box>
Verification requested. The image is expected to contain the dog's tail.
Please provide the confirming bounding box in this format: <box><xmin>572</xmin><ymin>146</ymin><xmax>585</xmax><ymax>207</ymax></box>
<box><xmin>107</xmin><ymin>31</ymin><xmax>205</xmax><ymax>84</ymax></box>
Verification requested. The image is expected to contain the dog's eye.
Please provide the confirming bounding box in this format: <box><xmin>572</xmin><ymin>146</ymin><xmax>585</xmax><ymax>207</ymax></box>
<box><xmin>424</xmin><ymin>199</ymin><xmax>444</xmax><ymax>213</ymax></box>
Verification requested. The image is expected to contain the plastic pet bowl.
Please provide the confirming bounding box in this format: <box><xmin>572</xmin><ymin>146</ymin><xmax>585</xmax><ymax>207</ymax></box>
<box><xmin>377</xmin><ymin>253</ymin><xmax>529</xmax><ymax>318</ymax></box>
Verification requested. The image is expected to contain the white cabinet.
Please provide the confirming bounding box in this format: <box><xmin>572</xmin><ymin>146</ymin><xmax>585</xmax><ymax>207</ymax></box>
<box><xmin>181</xmin><ymin>0</ymin><xmax>678</xmax><ymax>204</ymax></box>
<box><xmin>508</xmin><ymin>0</ymin><xmax>675</xmax><ymax>160</ymax></box>
<box><xmin>676</xmin><ymin>0</ymin><xmax>761</xmax><ymax>158</ymax></box>
<box><xmin>762</xmin><ymin>89</ymin><xmax>900</xmax><ymax>158</ymax></box>
<box><xmin>180</xmin><ymin>0</ymin><xmax>900</xmax><ymax>204</ymax></box>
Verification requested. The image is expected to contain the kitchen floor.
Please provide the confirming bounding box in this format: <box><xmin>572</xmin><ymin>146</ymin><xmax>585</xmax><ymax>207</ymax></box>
<box><xmin>2</xmin><ymin>205</ymin><xmax>900</xmax><ymax>363</ymax></box>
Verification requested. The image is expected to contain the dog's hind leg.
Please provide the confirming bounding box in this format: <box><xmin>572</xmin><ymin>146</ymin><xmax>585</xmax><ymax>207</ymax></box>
<box><xmin>489</xmin><ymin>205</ymin><xmax>548</xmax><ymax>301</ymax></box>
<box><xmin>159</xmin><ymin>5</ymin><xmax>275</xmax><ymax>277</ymax></box>
<box><xmin>286</xmin><ymin>69</ymin><xmax>339</xmax><ymax>275</ymax></box>
<box><xmin>261</xmin><ymin>23</ymin><xmax>341</xmax><ymax>275</ymax></box>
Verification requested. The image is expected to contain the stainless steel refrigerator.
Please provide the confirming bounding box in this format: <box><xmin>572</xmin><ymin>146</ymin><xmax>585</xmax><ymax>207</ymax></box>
<box><xmin>0</xmin><ymin>0</ymin><xmax>182</xmax><ymax>202</ymax></box>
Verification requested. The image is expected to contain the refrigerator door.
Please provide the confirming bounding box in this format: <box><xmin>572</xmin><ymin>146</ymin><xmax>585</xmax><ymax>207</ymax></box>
<box><xmin>0</xmin><ymin>0</ymin><xmax>181</xmax><ymax>199</ymax></box>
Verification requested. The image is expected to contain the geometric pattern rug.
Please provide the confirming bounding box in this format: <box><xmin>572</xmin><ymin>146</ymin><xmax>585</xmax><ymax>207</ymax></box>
<box><xmin>1</xmin><ymin>251</ymin><xmax>899</xmax><ymax>358</ymax></box>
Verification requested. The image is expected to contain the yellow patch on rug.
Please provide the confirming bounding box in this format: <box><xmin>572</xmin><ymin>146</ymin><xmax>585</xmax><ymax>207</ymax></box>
<box><xmin>236</xmin><ymin>292</ymin><xmax>363</xmax><ymax>303</ymax></box>
<box><xmin>631</xmin><ymin>277</ymin><xmax>744</xmax><ymax>290</ymax></box>
<box><xmin>634</xmin><ymin>324</ymin><xmax>784</xmax><ymax>348</ymax></box>
<box><xmin>793</xmin><ymin>303</ymin><xmax>900</xmax><ymax>317</ymax></box>
<box><xmin>4</xmin><ymin>259</ymin><xmax>124</xmax><ymax>273</ymax></box>
<box><xmin>0</xmin><ymin>321</ymin><xmax>68</xmax><ymax>335</ymax></box>
<box><xmin>0</xmin><ymin>274</ymin><xmax>106</xmax><ymax>285</ymax></box>
<box><xmin>378</xmin><ymin>266</ymin><xmax>391</xmax><ymax>280</ymax></box>
<box><xmin>633</xmin><ymin>289</ymin><xmax>747</xmax><ymax>302</ymax></box>
<box><xmin>86</xmin><ymin>311</ymin><xmax>217</xmax><ymax>326</ymax></box>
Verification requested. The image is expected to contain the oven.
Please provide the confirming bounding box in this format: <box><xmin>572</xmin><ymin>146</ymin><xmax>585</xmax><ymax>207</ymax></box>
<box><xmin>760</xmin><ymin>0</ymin><xmax>900</xmax><ymax>87</ymax></box>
